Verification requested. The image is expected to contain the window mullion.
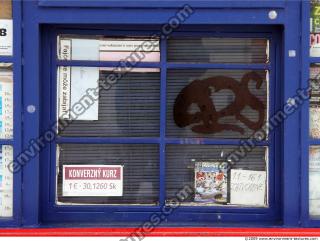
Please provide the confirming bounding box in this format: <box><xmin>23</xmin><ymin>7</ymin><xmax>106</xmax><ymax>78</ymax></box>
<box><xmin>159</xmin><ymin>37</ymin><xmax>167</xmax><ymax>206</ymax></box>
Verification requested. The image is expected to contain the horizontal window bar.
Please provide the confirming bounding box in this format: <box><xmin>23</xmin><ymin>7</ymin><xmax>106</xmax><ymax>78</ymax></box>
<box><xmin>56</xmin><ymin>137</ymin><xmax>160</xmax><ymax>144</ymax></box>
<box><xmin>56</xmin><ymin>60</ymin><xmax>161</xmax><ymax>68</ymax></box>
<box><xmin>51</xmin><ymin>203</ymin><xmax>271</xmax><ymax>214</ymax></box>
<box><xmin>0</xmin><ymin>56</ymin><xmax>13</xmax><ymax>63</ymax></box>
<box><xmin>309</xmin><ymin>139</ymin><xmax>320</xmax><ymax>146</ymax></box>
<box><xmin>0</xmin><ymin>139</ymin><xmax>14</xmax><ymax>146</ymax></box>
<box><xmin>310</xmin><ymin>57</ymin><xmax>320</xmax><ymax>64</ymax></box>
<box><xmin>167</xmin><ymin>63</ymin><xmax>270</xmax><ymax>70</ymax></box>
<box><xmin>165</xmin><ymin>138</ymin><xmax>269</xmax><ymax>146</ymax></box>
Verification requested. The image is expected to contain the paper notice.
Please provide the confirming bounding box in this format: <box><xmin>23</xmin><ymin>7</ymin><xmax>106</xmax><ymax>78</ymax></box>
<box><xmin>0</xmin><ymin>145</ymin><xmax>13</xmax><ymax>217</ymax></box>
<box><xmin>100</xmin><ymin>38</ymin><xmax>160</xmax><ymax>62</ymax></box>
<box><xmin>58</xmin><ymin>39</ymin><xmax>71</xmax><ymax>119</ymax></box>
<box><xmin>0</xmin><ymin>69</ymin><xmax>13</xmax><ymax>139</ymax></box>
<box><xmin>230</xmin><ymin>169</ymin><xmax>267</xmax><ymax>206</ymax></box>
<box><xmin>0</xmin><ymin>19</ymin><xmax>13</xmax><ymax>56</ymax></box>
<box><xmin>63</xmin><ymin>165</ymin><xmax>123</xmax><ymax>196</ymax></box>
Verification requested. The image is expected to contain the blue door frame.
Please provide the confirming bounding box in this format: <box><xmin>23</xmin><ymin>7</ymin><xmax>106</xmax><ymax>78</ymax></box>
<box><xmin>0</xmin><ymin>0</ymin><xmax>309</xmax><ymax>227</ymax></box>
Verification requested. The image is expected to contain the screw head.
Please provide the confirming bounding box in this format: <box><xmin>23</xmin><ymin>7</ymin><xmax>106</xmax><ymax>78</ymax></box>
<box><xmin>27</xmin><ymin>105</ymin><xmax>36</xmax><ymax>113</ymax></box>
<box><xmin>268</xmin><ymin>10</ymin><xmax>278</xmax><ymax>20</ymax></box>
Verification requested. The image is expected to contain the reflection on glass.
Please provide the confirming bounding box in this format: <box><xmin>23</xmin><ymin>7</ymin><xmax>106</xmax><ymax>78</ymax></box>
<box><xmin>310</xmin><ymin>146</ymin><xmax>320</xmax><ymax>216</ymax></box>
<box><xmin>57</xmin><ymin>67</ymin><xmax>160</xmax><ymax>137</ymax></box>
<box><xmin>167</xmin><ymin>69</ymin><xmax>268</xmax><ymax>139</ymax></box>
<box><xmin>58</xmin><ymin>35</ymin><xmax>160</xmax><ymax>62</ymax></box>
<box><xmin>0</xmin><ymin>64</ymin><xmax>13</xmax><ymax>139</ymax></box>
<box><xmin>0</xmin><ymin>145</ymin><xmax>13</xmax><ymax>217</ymax></box>
<box><xmin>56</xmin><ymin>144</ymin><xmax>159</xmax><ymax>205</ymax></box>
<box><xmin>167</xmin><ymin>37</ymin><xmax>269</xmax><ymax>63</ymax></box>
<box><xmin>166</xmin><ymin>145</ymin><xmax>268</xmax><ymax>207</ymax></box>
<box><xmin>310</xmin><ymin>65</ymin><xmax>320</xmax><ymax>139</ymax></box>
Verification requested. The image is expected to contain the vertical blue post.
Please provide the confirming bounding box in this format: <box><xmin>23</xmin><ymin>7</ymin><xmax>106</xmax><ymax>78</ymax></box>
<box><xmin>12</xmin><ymin>0</ymin><xmax>22</xmax><ymax>226</ymax></box>
<box><xmin>22</xmin><ymin>1</ymin><xmax>40</xmax><ymax>226</ymax></box>
<box><xmin>301</xmin><ymin>0</ymin><xmax>311</xmax><ymax>226</ymax></box>
<box><xmin>159</xmin><ymin>37</ymin><xmax>167</xmax><ymax>206</ymax></box>
<box><xmin>283</xmin><ymin>1</ymin><xmax>302</xmax><ymax>226</ymax></box>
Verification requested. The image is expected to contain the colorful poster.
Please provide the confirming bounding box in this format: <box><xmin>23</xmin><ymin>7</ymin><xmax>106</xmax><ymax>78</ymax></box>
<box><xmin>230</xmin><ymin>169</ymin><xmax>267</xmax><ymax>206</ymax></box>
<box><xmin>194</xmin><ymin>161</ymin><xmax>228</xmax><ymax>204</ymax></box>
<box><xmin>311</xmin><ymin>1</ymin><xmax>320</xmax><ymax>56</ymax></box>
<box><xmin>63</xmin><ymin>165</ymin><xmax>123</xmax><ymax>197</ymax></box>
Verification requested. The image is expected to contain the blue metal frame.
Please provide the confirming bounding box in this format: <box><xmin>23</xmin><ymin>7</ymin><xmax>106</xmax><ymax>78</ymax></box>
<box><xmin>36</xmin><ymin>25</ymin><xmax>281</xmax><ymax>226</ymax></box>
<box><xmin>16</xmin><ymin>0</ymin><xmax>307</xmax><ymax>227</ymax></box>
<box><xmin>0</xmin><ymin>0</ymin><xmax>22</xmax><ymax>227</ymax></box>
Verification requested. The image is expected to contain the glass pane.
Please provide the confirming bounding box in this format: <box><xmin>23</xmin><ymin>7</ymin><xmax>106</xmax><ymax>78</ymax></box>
<box><xmin>0</xmin><ymin>64</ymin><xmax>13</xmax><ymax>139</ymax></box>
<box><xmin>310</xmin><ymin>146</ymin><xmax>320</xmax><ymax>216</ymax></box>
<box><xmin>58</xmin><ymin>35</ymin><xmax>160</xmax><ymax>62</ymax></box>
<box><xmin>57</xmin><ymin>67</ymin><xmax>160</xmax><ymax>137</ymax></box>
<box><xmin>166</xmin><ymin>145</ymin><xmax>268</xmax><ymax>207</ymax></box>
<box><xmin>0</xmin><ymin>0</ymin><xmax>11</xmax><ymax>19</ymax></box>
<box><xmin>56</xmin><ymin>144</ymin><xmax>159</xmax><ymax>205</ymax></box>
<box><xmin>310</xmin><ymin>64</ymin><xmax>320</xmax><ymax>138</ymax></box>
<box><xmin>167</xmin><ymin>37</ymin><xmax>269</xmax><ymax>63</ymax></box>
<box><xmin>311</xmin><ymin>0</ymin><xmax>320</xmax><ymax>57</ymax></box>
<box><xmin>167</xmin><ymin>69</ymin><xmax>268</xmax><ymax>139</ymax></box>
<box><xmin>0</xmin><ymin>145</ymin><xmax>13</xmax><ymax>217</ymax></box>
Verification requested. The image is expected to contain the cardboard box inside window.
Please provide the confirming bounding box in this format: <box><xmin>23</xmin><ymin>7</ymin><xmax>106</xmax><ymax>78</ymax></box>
<box><xmin>0</xmin><ymin>0</ymin><xmax>12</xmax><ymax>19</ymax></box>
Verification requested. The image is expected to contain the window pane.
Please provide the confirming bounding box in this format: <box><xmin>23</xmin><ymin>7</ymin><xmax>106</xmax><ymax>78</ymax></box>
<box><xmin>310</xmin><ymin>64</ymin><xmax>320</xmax><ymax>138</ymax></box>
<box><xmin>0</xmin><ymin>145</ymin><xmax>13</xmax><ymax>217</ymax></box>
<box><xmin>56</xmin><ymin>144</ymin><xmax>159</xmax><ymax>205</ymax></box>
<box><xmin>0</xmin><ymin>64</ymin><xmax>13</xmax><ymax>139</ymax></box>
<box><xmin>310</xmin><ymin>146</ymin><xmax>320</xmax><ymax>216</ymax></box>
<box><xmin>58</xmin><ymin>35</ymin><xmax>160</xmax><ymax>62</ymax></box>
<box><xmin>167</xmin><ymin>69</ymin><xmax>268</xmax><ymax>139</ymax></box>
<box><xmin>57</xmin><ymin>67</ymin><xmax>160</xmax><ymax>137</ymax></box>
<box><xmin>167</xmin><ymin>37</ymin><xmax>269</xmax><ymax>63</ymax></box>
<box><xmin>166</xmin><ymin>145</ymin><xmax>268</xmax><ymax>207</ymax></box>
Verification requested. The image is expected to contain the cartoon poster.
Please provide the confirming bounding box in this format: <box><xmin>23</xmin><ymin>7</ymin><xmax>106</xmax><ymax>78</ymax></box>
<box><xmin>194</xmin><ymin>161</ymin><xmax>228</xmax><ymax>204</ymax></box>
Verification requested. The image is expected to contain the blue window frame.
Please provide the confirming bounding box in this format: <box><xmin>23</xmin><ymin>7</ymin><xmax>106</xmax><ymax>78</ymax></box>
<box><xmin>38</xmin><ymin>25</ymin><xmax>282</xmax><ymax>225</ymax></box>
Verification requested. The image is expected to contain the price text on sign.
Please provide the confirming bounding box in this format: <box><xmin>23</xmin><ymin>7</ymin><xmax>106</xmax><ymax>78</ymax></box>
<box><xmin>62</xmin><ymin>165</ymin><xmax>123</xmax><ymax>197</ymax></box>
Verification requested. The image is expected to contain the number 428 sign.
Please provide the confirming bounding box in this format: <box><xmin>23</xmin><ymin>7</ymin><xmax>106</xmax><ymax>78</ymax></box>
<box><xmin>0</xmin><ymin>20</ymin><xmax>13</xmax><ymax>56</ymax></box>
<box><xmin>63</xmin><ymin>165</ymin><xmax>123</xmax><ymax>197</ymax></box>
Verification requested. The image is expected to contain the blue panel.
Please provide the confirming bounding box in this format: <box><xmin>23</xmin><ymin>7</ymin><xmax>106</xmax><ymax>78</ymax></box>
<box><xmin>21</xmin><ymin>1</ymin><xmax>40</xmax><ymax>226</ymax></box>
<box><xmin>282</xmin><ymin>1</ymin><xmax>301</xmax><ymax>227</ymax></box>
<box><xmin>38</xmin><ymin>0</ymin><xmax>286</xmax><ymax>9</ymax></box>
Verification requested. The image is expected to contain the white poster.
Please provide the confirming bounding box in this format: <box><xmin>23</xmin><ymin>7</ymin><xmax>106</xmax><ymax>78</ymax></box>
<box><xmin>0</xmin><ymin>145</ymin><xmax>13</xmax><ymax>217</ymax></box>
<box><xmin>58</xmin><ymin>39</ymin><xmax>71</xmax><ymax>120</ymax></box>
<box><xmin>0</xmin><ymin>69</ymin><xmax>13</xmax><ymax>139</ymax></box>
<box><xmin>230</xmin><ymin>169</ymin><xmax>267</xmax><ymax>206</ymax></box>
<box><xmin>63</xmin><ymin>165</ymin><xmax>123</xmax><ymax>197</ymax></box>
<box><xmin>0</xmin><ymin>19</ymin><xmax>12</xmax><ymax>56</ymax></box>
